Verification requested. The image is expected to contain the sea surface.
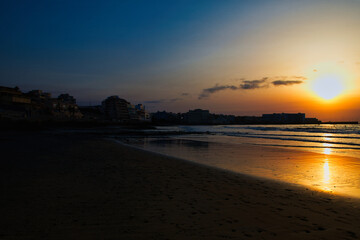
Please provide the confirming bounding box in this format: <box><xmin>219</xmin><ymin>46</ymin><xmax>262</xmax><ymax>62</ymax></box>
<box><xmin>118</xmin><ymin>124</ymin><xmax>360</xmax><ymax>198</ymax></box>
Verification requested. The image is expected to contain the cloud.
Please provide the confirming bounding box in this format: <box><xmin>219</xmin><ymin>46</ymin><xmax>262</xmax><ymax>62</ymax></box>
<box><xmin>272</xmin><ymin>80</ymin><xmax>303</xmax><ymax>86</ymax></box>
<box><xmin>199</xmin><ymin>84</ymin><xmax>239</xmax><ymax>99</ymax></box>
<box><xmin>271</xmin><ymin>76</ymin><xmax>306</xmax><ymax>86</ymax></box>
<box><xmin>199</xmin><ymin>75</ymin><xmax>306</xmax><ymax>99</ymax></box>
<box><xmin>199</xmin><ymin>78</ymin><xmax>268</xmax><ymax>99</ymax></box>
<box><xmin>240</xmin><ymin>78</ymin><xmax>268</xmax><ymax>89</ymax></box>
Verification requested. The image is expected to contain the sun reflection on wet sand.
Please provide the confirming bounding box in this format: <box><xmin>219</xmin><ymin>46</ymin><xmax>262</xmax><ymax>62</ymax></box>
<box><xmin>141</xmin><ymin>137</ymin><xmax>360</xmax><ymax>198</ymax></box>
<box><xmin>321</xmin><ymin>159</ymin><xmax>333</xmax><ymax>192</ymax></box>
<box><xmin>323</xmin><ymin>159</ymin><xmax>330</xmax><ymax>183</ymax></box>
<box><xmin>320</xmin><ymin>135</ymin><xmax>333</xmax><ymax>192</ymax></box>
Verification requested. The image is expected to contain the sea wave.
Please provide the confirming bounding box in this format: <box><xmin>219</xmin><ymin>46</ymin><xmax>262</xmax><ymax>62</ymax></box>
<box><xmin>224</xmin><ymin>133</ymin><xmax>360</xmax><ymax>147</ymax></box>
<box><xmin>222</xmin><ymin>125</ymin><xmax>360</xmax><ymax>135</ymax></box>
<box><xmin>163</xmin><ymin>124</ymin><xmax>360</xmax><ymax>150</ymax></box>
<box><xmin>225</xmin><ymin>132</ymin><xmax>360</xmax><ymax>140</ymax></box>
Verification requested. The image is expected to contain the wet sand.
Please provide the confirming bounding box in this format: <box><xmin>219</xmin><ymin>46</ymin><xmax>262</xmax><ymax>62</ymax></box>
<box><xmin>130</xmin><ymin>137</ymin><xmax>360</xmax><ymax>198</ymax></box>
<box><xmin>1</xmin><ymin>132</ymin><xmax>360</xmax><ymax>239</ymax></box>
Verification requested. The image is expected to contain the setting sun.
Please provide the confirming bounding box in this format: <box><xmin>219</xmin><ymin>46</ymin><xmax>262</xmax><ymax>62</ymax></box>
<box><xmin>311</xmin><ymin>74</ymin><xmax>345</xmax><ymax>100</ymax></box>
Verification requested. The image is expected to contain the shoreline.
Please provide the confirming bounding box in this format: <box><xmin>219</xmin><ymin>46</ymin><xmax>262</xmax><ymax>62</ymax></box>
<box><xmin>1</xmin><ymin>132</ymin><xmax>360</xmax><ymax>239</ymax></box>
<box><xmin>114</xmin><ymin>138</ymin><xmax>359</xmax><ymax>200</ymax></box>
<box><xmin>117</xmin><ymin>135</ymin><xmax>360</xmax><ymax>199</ymax></box>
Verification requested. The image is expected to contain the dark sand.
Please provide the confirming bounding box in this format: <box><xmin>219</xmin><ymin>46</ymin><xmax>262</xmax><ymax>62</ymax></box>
<box><xmin>1</xmin><ymin>132</ymin><xmax>360</xmax><ymax>239</ymax></box>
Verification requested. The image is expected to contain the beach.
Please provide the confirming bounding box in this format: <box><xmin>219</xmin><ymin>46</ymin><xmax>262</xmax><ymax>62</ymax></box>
<box><xmin>1</xmin><ymin>132</ymin><xmax>360</xmax><ymax>239</ymax></box>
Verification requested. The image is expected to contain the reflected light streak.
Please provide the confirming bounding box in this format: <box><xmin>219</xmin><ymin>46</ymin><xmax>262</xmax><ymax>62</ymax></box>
<box><xmin>321</xmin><ymin>158</ymin><xmax>332</xmax><ymax>192</ymax></box>
<box><xmin>322</xmin><ymin>134</ymin><xmax>333</xmax><ymax>155</ymax></box>
<box><xmin>323</xmin><ymin>133</ymin><xmax>332</xmax><ymax>141</ymax></box>
<box><xmin>323</xmin><ymin>147</ymin><xmax>332</xmax><ymax>155</ymax></box>
<box><xmin>323</xmin><ymin>159</ymin><xmax>330</xmax><ymax>184</ymax></box>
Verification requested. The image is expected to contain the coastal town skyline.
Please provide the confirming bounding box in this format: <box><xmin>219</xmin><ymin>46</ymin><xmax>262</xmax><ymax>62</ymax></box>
<box><xmin>0</xmin><ymin>84</ymin><xmax>343</xmax><ymax>124</ymax></box>
<box><xmin>1</xmin><ymin>0</ymin><xmax>360</xmax><ymax>121</ymax></box>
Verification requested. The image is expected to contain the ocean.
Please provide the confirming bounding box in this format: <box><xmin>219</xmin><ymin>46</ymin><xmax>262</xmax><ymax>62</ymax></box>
<box><xmin>118</xmin><ymin>124</ymin><xmax>360</xmax><ymax>198</ymax></box>
<box><xmin>144</xmin><ymin>124</ymin><xmax>360</xmax><ymax>157</ymax></box>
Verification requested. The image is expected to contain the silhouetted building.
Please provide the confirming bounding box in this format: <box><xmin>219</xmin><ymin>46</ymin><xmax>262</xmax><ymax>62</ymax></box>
<box><xmin>304</xmin><ymin>118</ymin><xmax>321</xmax><ymax>124</ymax></box>
<box><xmin>135</xmin><ymin>104</ymin><xmax>151</xmax><ymax>121</ymax></box>
<box><xmin>79</xmin><ymin>106</ymin><xmax>103</xmax><ymax>120</ymax></box>
<box><xmin>262</xmin><ymin>113</ymin><xmax>305</xmax><ymax>124</ymax></box>
<box><xmin>47</xmin><ymin>94</ymin><xmax>82</xmax><ymax>119</ymax></box>
<box><xmin>0</xmin><ymin>86</ymin><xmax>82</xmax><ymax>120</ymax></box>
<box><xmin>0</xmin><ymin>86</ymin><xmax>22</xmax><ymax>95</ymax></box>
<box><xmin>101</xmin><ymin>96</ymin><xmax>150</xmax><ymax>122</ymax></box>
<box><xmin>235</xmin><ymin>116</ymin><xmax>262</xmax><ymax>124</ymax></box>
<box><xmin>128</xmin><ymin>104</ymin><xmax>139</xmax><ymax>121</ymax></box>
<box><xmin>58</xmin><ymin>93</ymin><xmax>76</xmax><ymax>104</ymax></box>
<box><xmin>151</xmin><ymin>111</ymin><xmax>182</xmax><ymax>124</ymax></box>
<box><xmin>26</xmin><ymin>89</ymin><xmax>51</xmax><ymax>99</ymax></box>
<box><xmin>0</xmin><ymin>86</ymin><xmax>31</xmax><ymax>120</ymax></box>
<box><xmin>25</xmin><ymin>90</ymin><xmax>82</xmax><ymax>120</ymax></box>
<box><xmin>184</xmin><ymin>109</ymin><xmax>211</xmax><ymax>124</ymax></box>
<box><xmin>101</xmin><ymin>96</ymin><xmax>131</xmax><ymax>121</ymax></box>
<box><xmin>211</xmin><ymin>114</ymin><xmax>236</xmax><ymax>124</ymax></box>
<box><xmin>0</xmin><ymin>86</ymin><xmax>31</xmax><ymax>105</ymax></box>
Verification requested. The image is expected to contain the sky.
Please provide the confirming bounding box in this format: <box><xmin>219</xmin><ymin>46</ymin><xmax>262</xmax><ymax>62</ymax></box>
<box><xmin>1</xmin><ymin>0</ymin><xmax>360</xmax><ymax>121</ymax></box>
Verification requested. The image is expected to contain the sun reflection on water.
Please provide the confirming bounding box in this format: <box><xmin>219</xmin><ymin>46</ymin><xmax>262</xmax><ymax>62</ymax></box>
<box><xmin>322</xmin><ymin>133</ymin><xmax>332</xmax><ymax>155</ymax></box>
<box><xmin>323</xmin><ymin>133</ymin><xmax>332</xmax><ymax>140</ymax></box>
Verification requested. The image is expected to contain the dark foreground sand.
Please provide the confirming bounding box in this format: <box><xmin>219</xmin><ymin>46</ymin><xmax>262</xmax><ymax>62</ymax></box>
<box><xmin>1</xmin><ymin>132</ymin><xmax>360</xmax><ymax>240</ymax></box>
